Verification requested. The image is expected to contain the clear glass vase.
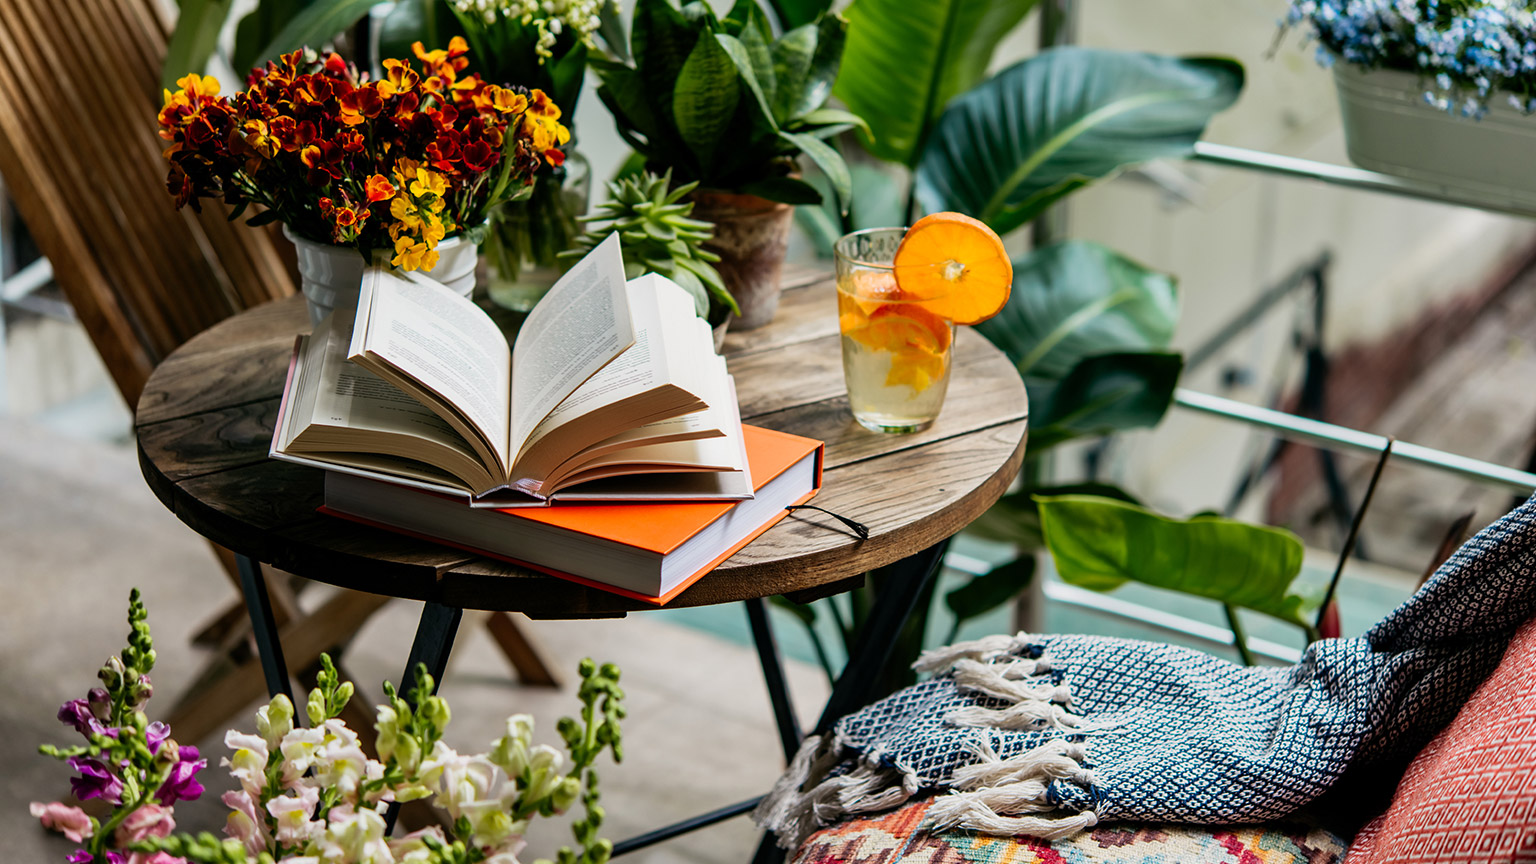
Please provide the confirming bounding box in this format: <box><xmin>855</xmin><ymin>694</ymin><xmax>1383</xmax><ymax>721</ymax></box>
<box><xmin>484</xmin><ymin>151</ymin><xmax>592</xmax><ymax>311</ymax></box>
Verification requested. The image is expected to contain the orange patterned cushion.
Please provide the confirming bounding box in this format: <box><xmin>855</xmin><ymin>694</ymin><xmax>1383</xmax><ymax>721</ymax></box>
<box><xmin>1347</xmin><ymin>615</ymin><xmax>1536</xmax><ymax>862</ymax></box>
<box><xmin>790</xmin><ymin>798</ymin><xmax>1346</xmax><ymax>864</ymax></box>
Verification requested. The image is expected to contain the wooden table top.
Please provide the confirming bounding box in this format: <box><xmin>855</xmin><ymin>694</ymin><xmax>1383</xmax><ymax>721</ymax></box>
<box><xmin>135</xmin><ymin>270</ymin><xmax>1029</xmax><ymax>617</ymax></box>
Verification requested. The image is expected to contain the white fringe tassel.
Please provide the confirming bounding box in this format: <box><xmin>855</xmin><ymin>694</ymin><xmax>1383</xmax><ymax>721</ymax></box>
<box><xmin>913</xmin><ymin>632</ymin><xmax>1042</xmax><ymax>674</ymax></box>
<box><xmin>755</xmin><ymin>634</ymin><xmax>1102</xmax><ymax>849</ymax></box>
<box><xmin>753</xmin><ymin>734</ymin><xmax>915</xmax><ymax>850</ymax></box>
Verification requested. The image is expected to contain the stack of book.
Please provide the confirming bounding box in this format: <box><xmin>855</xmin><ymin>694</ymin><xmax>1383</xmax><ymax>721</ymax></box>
<box><xmin>271</xmin><ymin>234</ymin><xmax>823</xmax><ymax>604</ymax></box>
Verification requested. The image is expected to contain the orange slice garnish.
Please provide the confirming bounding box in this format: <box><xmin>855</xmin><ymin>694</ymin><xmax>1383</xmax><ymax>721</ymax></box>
<box><xmin>892</xmin><ymin>212</ymin><xmax>1012</xmax><ymax>325</ymax></box>
<box><xmin>886</xmin><ymin>347</ymin><xmax>947</xmax><ymax>392</ymax></box>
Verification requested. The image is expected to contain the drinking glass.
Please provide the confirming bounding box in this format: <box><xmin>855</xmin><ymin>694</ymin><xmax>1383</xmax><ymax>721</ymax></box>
<box><xmin>834</xmin><ymin>228</ymin><xmax>955</xmax><ymax>433</ymax></box>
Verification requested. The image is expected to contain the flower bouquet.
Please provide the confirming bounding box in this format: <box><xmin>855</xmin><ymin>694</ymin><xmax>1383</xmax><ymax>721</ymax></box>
<box><xmin>436</xmin><ymin>0</ymin><xmax>609</xmax><ymax>310</ymax></box>
<box><xmin>1284</xmin><ymin>0</ymin><xmax>1536</xmax><ymax>203</ymax></box>
<box><xmin>158</xmin><ymin>43</ymin><xmax>570</xmax><ymax>320</ymax></box>
<box><xmin>33</xmin><ymin>591</ymin><xmax>625</xmax><ymax>864</ymax></box>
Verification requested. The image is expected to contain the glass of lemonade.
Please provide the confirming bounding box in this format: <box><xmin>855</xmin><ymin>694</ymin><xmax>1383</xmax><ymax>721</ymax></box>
<box><xmin>834</xmin><ymin>228</ymin><xmax>955</xmax><ymax>433</ymax></box>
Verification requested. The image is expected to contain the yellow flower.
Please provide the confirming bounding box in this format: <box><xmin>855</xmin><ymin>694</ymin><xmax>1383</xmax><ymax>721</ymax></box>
<box><xmin>421</xmin><ymin>217</ymin><xmax>446</xmax><ymax>246</ymax></box>
<box><xmin>390</xmin><ymin>196</ymin><xmax>424</xmax><ymax>232</ymax></box>
<box><xmin>175</xmin><ymin>72</ymin><xmax>220</xmax><ymax>99</ymax></box>
<box><xmin>392</xmin><ymin>236</ymin><xmax>429</xmax><ymax>271</ymax></box>
<box><xmin>409</xmin><ymin>167</ymin><xmax>446</xmax><ymax>199</ymax></box>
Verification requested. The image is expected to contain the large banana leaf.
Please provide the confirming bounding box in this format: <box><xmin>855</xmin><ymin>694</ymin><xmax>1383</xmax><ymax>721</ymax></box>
<box><xmin>916</xmin><ymin>49</ymin><xmax>1243</xmax><ymax>236</ymax></box>
<box><xmin>833</xmin><ymin>0</ymin><xmax>1040</xmax><ymax>166</ymax></box>
<box><xmin>1037</xmin><ymin>495</ymin><xmax>1314</xmax><ymax>627</ymax></box>
<box><xmin>976</xmin><ymin>241</ymin><xmax>1178</xmax><ymax>379</ymax></box>
<box><xmin>161</xmin><ymin>0</ymin><xmax>234</xmax><ymax>89</ymax></box>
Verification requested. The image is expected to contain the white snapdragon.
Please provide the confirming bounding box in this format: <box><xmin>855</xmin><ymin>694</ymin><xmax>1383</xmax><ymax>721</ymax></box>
<box><xmin>266</xmin><ymin>784</ymin><xmax>323</xmax><ymax>848</ymax></box>
<box><xmin>319</xmin><ymin>804</ymin><xmax>393</xmax><ymax>864</ymax></box>
<box><xmin>256</xmin><ymin>694</ymin><xmax>295</xmax><ymax>750</ymax></box>
<box><xmin>222</xmin><ymin>731</ymin><xmax>270</xmax><ymax>799</ymax></box>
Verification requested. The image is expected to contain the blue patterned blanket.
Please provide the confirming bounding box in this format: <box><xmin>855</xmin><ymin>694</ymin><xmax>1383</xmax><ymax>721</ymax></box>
<box><xmin>755</xmin><ymin>495</ymin><xmax>1536</xmax><ymax>847</ymax></box>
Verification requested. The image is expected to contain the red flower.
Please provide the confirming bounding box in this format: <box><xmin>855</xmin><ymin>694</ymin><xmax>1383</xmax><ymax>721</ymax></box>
<box><xmin>459</xmin><ymin>139</ymin><xmax>496</xmax><ymax>173</ymax></box>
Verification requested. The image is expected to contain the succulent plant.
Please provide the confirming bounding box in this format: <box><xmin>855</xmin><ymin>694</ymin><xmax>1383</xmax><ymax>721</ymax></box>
<box><xmin>562</xmin><ymin>170</ymin><xmax>738</xmax><ymax>318</ymax></box>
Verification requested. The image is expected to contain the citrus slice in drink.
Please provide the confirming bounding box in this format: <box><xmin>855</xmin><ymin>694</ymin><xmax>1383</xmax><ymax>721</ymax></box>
<box><xmin>892</xmin><ymin>211</ymin><xmax>1012</xmax><ymax>325</ymax></box>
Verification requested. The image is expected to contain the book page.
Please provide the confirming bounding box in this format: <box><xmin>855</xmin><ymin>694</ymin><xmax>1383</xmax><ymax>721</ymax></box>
<box><xmin>350</xmin><ymin>269</ymin><xmax>513</xmax><ymax>472</ymax></box>
<box><xmin>509</xmin><ymin>232</ymin><xmax>632</xmax><ymax>456</ymax></box>
<box><xmin>275</xmin><ymin>314</ymin><xmax>493</xmax><ymax>491</ymax></box>
<box><xmin>519</xmin><ymin>273</ymin><xmax>708</xmax><ymax>457</ymax></box>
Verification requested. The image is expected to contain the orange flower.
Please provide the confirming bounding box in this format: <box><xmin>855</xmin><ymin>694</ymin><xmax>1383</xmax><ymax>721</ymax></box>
<box><xmin>365</xmin><ymin>174</ymin><xmax>395</xmax><ymax>203</ymax></box>
<box><xmin>334</xmin><ymin>206</ymin><xmax>361</xmax><ymax>228</ymax></box>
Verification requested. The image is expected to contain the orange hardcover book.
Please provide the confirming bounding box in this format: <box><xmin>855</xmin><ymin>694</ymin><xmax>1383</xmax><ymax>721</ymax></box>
<box><xmin>320</xmin><ymin>425</ymin><xmax>824</xmax><ymax>604</ymax></box>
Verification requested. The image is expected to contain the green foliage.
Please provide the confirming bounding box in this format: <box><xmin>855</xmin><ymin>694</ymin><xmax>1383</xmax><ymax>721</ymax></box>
<box><xmin>980</xmin><ymin>242</ymin><xmax>1179</xmax><ymax>379</ymax></box>
<box><xmin>592</xmin><ymin>0</ymin><xmax>862</xmax><ymax>209</ymax></box>
<box><xmin>833</xmin><ymin>0</ymin><xmax>1041</xmax><ymax>167</ymax></box>
<box><xmin>562</xmin><ymin>170</ymin><xmax>737</xmax><ymax>317</ymax></box>
<box><xmin>237</xmin><ymin>0</ymin><xmax>377</xmax><ymax>73</ymax></box>
<box><xmin>915</xmin><ymin>49</ymin><xmax>1244</xmax><ymax>236</ymax></box>
<box><xmin>163</xmin><ymin>0</ymin><xmax>374</xmax><ymax>89</ymax></box>
<box><xmin>161</xmin><ymin>0</ymin><xmax>234</xmax><ymax>90</ymax></box>
<box><xmin>975</xmin><ymin>241</ymin><xmax>1182</xmax><ymax>454</ymax></box>
<box><xmin>1036</xmin><ymin>495</ymin><xmax>1317</xmax><ymax>628</ymax></box>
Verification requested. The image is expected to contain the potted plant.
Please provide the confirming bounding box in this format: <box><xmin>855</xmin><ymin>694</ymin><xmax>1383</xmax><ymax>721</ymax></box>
<box><xmin>561</xmin><ymin>170</ymin><xmax>737</xmax><ymax>348</ymax></box>
<box><xmin>379</xmin><ymin>0</ymin><xmax>610</xmax><ymax>311</ymax></box>
<box><xmin>158</xmin><ymin>45</ymin><xmax>569</xmax><ymax>324</ymax></box>
<box><xmin>591</xmin><ymin>0</ymin><xmax>865</xmax><ymax>329</ymax></box>
<box><xmin>1284</xmin><ymin>0</ymin><xmax>1536</xmax><ymax>205</ymax></box>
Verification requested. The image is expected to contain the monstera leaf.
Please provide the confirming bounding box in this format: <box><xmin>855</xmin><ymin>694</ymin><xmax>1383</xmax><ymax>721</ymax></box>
<box><xmin>916</xmin><ymin>49</ymin><xmax>1244</xmax><ymax>236</ymax></box>
<box><xmin>1037</xmin><ymin>495</ymin><xmax>1316</xmax><ymax>628</ymax></box>
<box><xmin>834</xmin><ymin>0</ymin><xmax>1040</xmax><ymax>166</ymax></box>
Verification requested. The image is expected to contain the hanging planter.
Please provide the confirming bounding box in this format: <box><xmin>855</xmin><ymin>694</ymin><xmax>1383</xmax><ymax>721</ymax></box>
<box><xmin>1333</xmin><ymin>65</ymin><xmax>1536</xmax><ymax>211</ymax></box>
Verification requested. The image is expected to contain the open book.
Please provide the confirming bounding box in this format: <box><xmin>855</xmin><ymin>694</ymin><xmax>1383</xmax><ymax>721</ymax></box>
<box><xmin>271</xmin><ymin>234</ymin><xmax>751</xmax><ymax>506</ymax></box>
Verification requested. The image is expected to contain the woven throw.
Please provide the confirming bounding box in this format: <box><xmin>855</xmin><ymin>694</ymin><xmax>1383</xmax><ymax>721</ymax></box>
<box><xmin>755</xmin><ymin>495</ymin><xmax>1536</xmax><ymax>848</ymax></box>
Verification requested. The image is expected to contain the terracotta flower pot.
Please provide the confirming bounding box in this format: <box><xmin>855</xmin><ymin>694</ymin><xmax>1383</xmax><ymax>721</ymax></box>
<box><xmin>688</xmin><ymin>189</ymin><xmax>794</xmax><ymax>330</ymax></box>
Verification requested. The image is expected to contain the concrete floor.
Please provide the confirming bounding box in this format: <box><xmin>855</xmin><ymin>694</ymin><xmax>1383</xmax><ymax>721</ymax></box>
<box><xmin>0</xmin><ymin>409</ymin><xmax>828</xmax><ymax>864</ymax></box>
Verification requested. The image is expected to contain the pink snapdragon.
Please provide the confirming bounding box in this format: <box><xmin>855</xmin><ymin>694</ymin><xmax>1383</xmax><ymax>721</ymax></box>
<box><xmin>30</xmin><ymin>801</ymin><xmax>94</xmax><ymax>843</ymax></box>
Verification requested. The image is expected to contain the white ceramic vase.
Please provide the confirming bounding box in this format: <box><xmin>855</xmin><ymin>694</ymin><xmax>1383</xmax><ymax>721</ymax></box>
<box><xmin>285</xmin><ymin>226</ymin><xmax>480</xmax><ymax>327</ymax></box>
<box><xmin>1333</xmin><ymin>65</ymin><xmax>1536</xmax><ymax>212</ymax></box>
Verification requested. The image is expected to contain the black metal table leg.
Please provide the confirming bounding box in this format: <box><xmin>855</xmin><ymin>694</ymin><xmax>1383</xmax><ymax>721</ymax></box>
<box><xmin>236</xmin><ymin>553</ymin><xmax>292</xmax><ymax>702</ymax></box>
<box><xmin>750</xmin><ymin>539</ymin><xmax>951</xmax><ymax>864</ymax></box>
<box><xmin>398</xmin><ymin>601</ymin><xmax>463</xmax><ymax>706</ymax></box>
<box><xmin>385</xmin><ymin>601</ymin><xmax>463</xmax><ymax>833</ymax></box>
<box><xmin>746</xmin><ymin>597</ymin><xmax>802</xmax><ymax>760</ymax></box>
<box><xmin>814</xmin><ymin>539</ymin><xmax>950</xmax><ymax>733</ymax></box>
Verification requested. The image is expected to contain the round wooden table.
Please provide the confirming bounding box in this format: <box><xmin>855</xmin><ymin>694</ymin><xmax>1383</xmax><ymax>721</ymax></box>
<box><xmin>136</xmin><ymin>272</ymin><xmax>1029</xmax><ymax>618</ymax></box>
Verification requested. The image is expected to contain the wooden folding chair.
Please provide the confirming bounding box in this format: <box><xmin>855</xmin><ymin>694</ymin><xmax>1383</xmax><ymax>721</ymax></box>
<box><xmin>0</xmin><ymin>0</ymin><xmax>559</xmax><ymax>745</ymax></box>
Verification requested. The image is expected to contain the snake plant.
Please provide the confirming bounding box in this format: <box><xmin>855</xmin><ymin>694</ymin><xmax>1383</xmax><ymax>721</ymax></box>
<box><xmin>562</xmin><ymin>170</ymin><xmax>738</xmax><ymax>318</ymax></box>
